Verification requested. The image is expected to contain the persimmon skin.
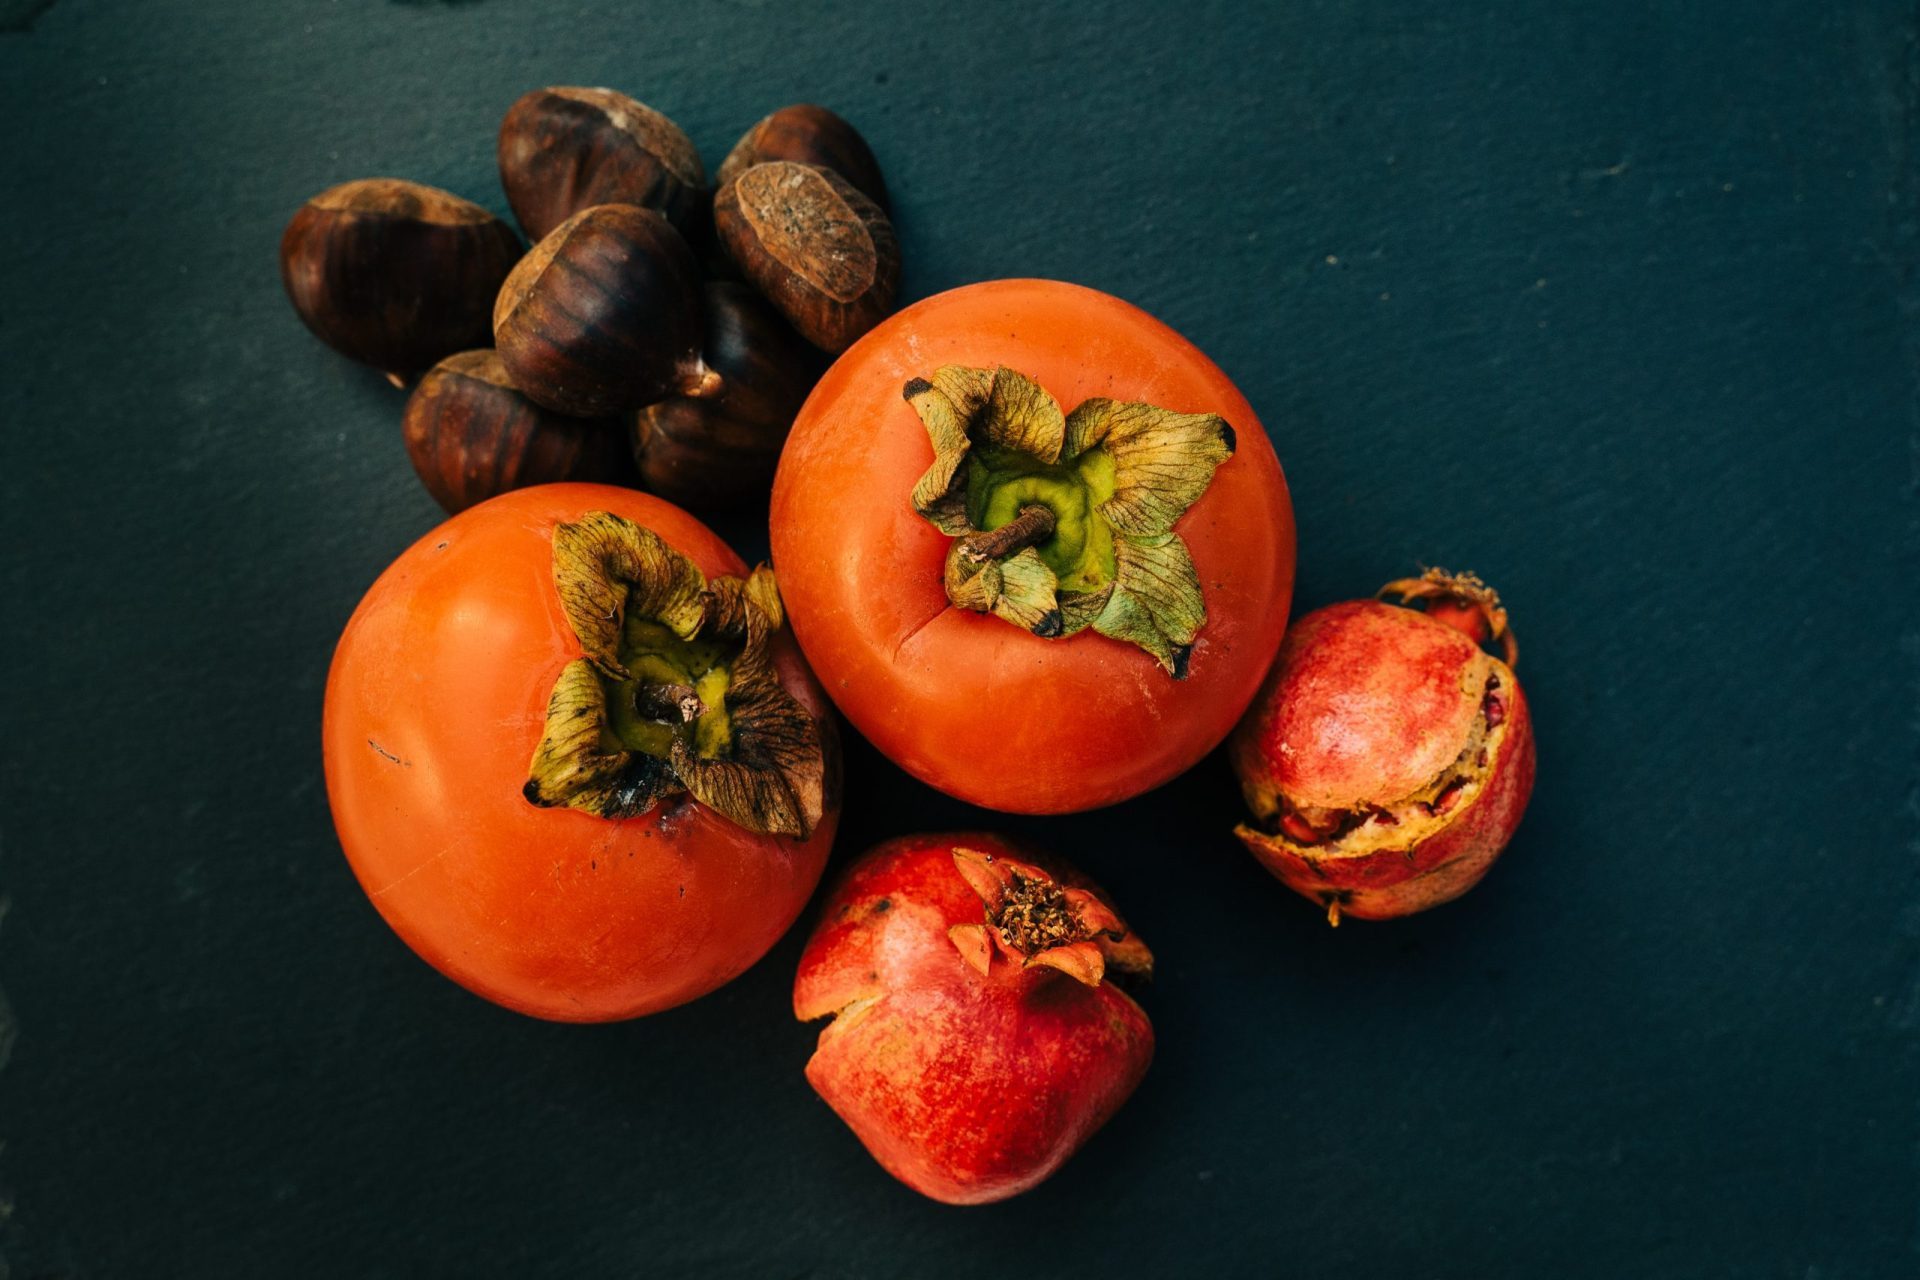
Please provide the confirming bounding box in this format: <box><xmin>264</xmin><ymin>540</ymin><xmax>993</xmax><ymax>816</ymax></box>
<box><xmin>795</xmin><ymin>833</ymin><xmax>1153</xmax><ymax>1205</ymax></box>
<box><xmin>770</xmin><ymin>279</ymin><xmax>1296</xmax><ymax>813</ymax></box>
<box><xmin>323</xmin><ymin>483</ymin><xmax>839</xmax><ymax>1021</ymax></box>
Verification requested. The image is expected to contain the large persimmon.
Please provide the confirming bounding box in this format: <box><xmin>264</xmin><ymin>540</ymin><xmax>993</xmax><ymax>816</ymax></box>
<box><xmin>323</xmin><ymin>484</ymin><xmax>839</xmax><ymax>1021</ymax></box>
<box><xmin>770</xmin><ymin>279</ymin><xmax>1295</xmax><ymax>812</ymax></box>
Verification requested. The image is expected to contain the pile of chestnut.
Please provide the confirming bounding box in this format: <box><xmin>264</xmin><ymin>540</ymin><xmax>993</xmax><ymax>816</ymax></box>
<box><xmin>278</xmin><ymin>89</ymin><xmax>900</xmax><ymax>514</ymax></box>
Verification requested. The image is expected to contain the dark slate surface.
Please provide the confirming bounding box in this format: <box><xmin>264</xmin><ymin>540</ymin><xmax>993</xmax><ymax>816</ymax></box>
<box><xmin>1</xmin><ymin>1</ymin><xmax>1914</xmax><ymax>1276</ymax></box>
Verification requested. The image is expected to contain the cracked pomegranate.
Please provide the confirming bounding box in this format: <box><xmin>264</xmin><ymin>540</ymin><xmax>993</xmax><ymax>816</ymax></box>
<box><xmin>1230</xmin><ymin>570</ymin><xmax>1536</xmax><ymax>923</ymax></box>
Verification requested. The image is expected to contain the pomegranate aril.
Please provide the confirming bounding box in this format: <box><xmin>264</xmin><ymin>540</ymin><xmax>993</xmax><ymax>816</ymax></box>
<box><xmin>1279</xmin><ymin>814</ymin><xmax>1325</xmax><ymax>844</ymax></box>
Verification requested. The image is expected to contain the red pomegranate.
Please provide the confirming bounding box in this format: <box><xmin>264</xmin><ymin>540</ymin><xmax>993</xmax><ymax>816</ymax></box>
<box><xmin>1230</xmin><ymin>570</ymin><xmax>1536</xmax><ymax>923</ymax></box>
<box><xmin>794</xmin><ymin>832</ymin><xmax>1154</xmax><ymax>1204</ymax></box>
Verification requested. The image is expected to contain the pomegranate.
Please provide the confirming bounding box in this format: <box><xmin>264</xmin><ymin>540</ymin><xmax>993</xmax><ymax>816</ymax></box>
<box><xmin>1230</xmin><ymin>570</ymin><xmax>1536</xmax><ymax>923</ymax></box>
<box><xmin>793</xmin><ymin>832</ymin><xmax>1154</xmax><ymax>1204</ymax></box>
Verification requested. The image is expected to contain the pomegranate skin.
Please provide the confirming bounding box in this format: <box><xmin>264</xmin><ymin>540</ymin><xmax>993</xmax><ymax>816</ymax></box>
<box><xmin>794</xmin><ymin>833</ymin><xmax>1154</xmax><ymax>1205</ymax></box>
<box><xmin>1231</xmin><ymin>597</ymin><xmax>1536</xmax><ymax>921</ymax></box>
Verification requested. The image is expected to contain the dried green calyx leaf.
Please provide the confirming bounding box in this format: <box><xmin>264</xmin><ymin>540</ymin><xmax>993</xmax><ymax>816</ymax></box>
<box><xmin>905</xmin><ymin>365</ymin><xmax>1234</xmax><ymax>675</ymax></box>
<box><xmin>523</xmin><ymin>512</ymin><xmax>826</xmax><ymax>838</ymax></box>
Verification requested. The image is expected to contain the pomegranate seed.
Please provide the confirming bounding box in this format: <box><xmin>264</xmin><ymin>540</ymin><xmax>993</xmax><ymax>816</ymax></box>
<box><xmin>1279</xmin><ymin>813</ymin><xmax>1324</xmax><ymax>845</ymax></box>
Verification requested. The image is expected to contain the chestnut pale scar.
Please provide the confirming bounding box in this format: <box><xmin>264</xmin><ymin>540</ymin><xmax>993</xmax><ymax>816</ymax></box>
<box><xmin>734</xmin><ymin>164</ymin><xmax>875</xmax><ymax>302</ymax></box>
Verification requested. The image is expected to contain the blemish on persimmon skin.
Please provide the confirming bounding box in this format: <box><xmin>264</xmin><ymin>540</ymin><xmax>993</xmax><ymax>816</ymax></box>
<box><xmin>366</xmin><ymin>739</ymin><xmax>409</xmax><ymax>767</ymax></box>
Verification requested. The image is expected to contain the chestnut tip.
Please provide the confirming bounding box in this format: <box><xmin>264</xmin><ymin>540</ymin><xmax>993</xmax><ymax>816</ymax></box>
<box><xmin>628</xmin><ymin>281</ymin><xmax>820</xmax><ymax>512</ymax></box>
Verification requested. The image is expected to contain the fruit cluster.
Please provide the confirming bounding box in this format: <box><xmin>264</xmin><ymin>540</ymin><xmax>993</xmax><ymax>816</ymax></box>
<box><xmin>281</xmin><ymin>91</ymin><xmax>898</xmax><ymax>515</ymax></box>
<box><xmin>301</xmin><ymin>88</ymin><xmax>1536</xmax><ymax>1208</ymax></box>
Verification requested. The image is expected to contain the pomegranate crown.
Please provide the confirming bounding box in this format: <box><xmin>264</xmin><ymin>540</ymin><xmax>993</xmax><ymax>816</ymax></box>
<box><xmin>945</xmin><ymin>848</ymin><xmax>1152</xmax><ymax>987</ymax></box>
<box><xmin>1378</xmin><ymin>567</ymin><xmax>1518</xmax><ymax>667</ymax></box>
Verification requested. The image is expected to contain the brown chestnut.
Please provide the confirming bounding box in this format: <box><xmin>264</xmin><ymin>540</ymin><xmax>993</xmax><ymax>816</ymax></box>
<box><xmin>716</xmin><ymin>104</ymin><xmax>889</xmax><ymax>210</ymax></box>
<box><xmin>279</xmin><ymin>179</ymin><xmax>521</xmax><ymax>377</ymax></box>
<box><xmin>713</xmin><ymin>162</ymin><xmax>899</xmax><ymax>354</ymax></box>
<box><xmin>498</xmin><ymin>87</ymin><xmax>707</xmax><ymax>242</ymax></box>
<box><xmin>402</xmin><ymin>350</ymin><xmax>637</xmax><ymax>513</ymax></box>
<box><xmin>631</xmin><ymin>282</ymin><xmax>822</xmax><ymax>510</ymax></box>
<box><xmin>492</xmin><ymin>204</ymin><xmax>709</xmax><ymax>418</ymax></box>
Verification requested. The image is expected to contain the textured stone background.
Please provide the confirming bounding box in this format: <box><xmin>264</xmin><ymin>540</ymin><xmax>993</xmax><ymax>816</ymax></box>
<box><xmin>1</xmin><ymin>1</ymin><xmax>1913</xmax><ymax>1275</ymax></box>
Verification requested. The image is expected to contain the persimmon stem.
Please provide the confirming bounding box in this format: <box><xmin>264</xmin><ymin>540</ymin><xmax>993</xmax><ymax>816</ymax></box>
<box><xmin>633</xmin><ymin>682</ymin><xmax>705</xmax><ymax>724</ymax></box>
<box><xmin>959</xmin><ymin>504</ymin><xmax>1056</xmax><ymax>562</ymax></box>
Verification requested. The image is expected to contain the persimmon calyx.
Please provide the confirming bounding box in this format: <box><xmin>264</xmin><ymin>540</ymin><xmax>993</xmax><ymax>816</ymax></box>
<box><xmin>523</xmin><ymin>511</ymin><xmax>828</xmax><ymax>838</ymax></box>
<box><xmin>904</xmin><ymin>364</ymin><xmax>1235</xmax><ymax>676</ymax></box>
<box><xmin>1378</xmin><ymin>567</ymin><xmax>1519</xmax><ymax>667</ymax></box>
<box><xmin>945</xmin><ymin>847</ymin><xmax>1153</xmax><ymax>987</ymax></box>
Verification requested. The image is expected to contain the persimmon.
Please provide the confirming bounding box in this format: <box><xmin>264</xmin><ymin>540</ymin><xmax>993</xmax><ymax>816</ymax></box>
<box><xmin>323</xmin><ymin>484</ymin><xmax>839</xmax><ymax>1021</ymax></box>
<box><xmin>770</xmin><ymin>279</ymin><xmax>1295</xmax><ymax>813</ymax></box>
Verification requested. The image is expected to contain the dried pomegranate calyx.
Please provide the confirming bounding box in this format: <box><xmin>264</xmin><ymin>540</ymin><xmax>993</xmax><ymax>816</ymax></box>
<box><xmin>1378</xmin><ymin>568</ymin><xmax>1518</xmax><ymax>667</ymax></box>
<box><xmin>946</xmin><ymin>848</ymin><xmax>1151</xmax><ymax>987</ymax></box>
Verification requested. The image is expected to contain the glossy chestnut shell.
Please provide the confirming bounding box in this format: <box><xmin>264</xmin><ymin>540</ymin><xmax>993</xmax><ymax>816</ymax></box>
<box><xmin>279</xmin><ymin>179</ymin><xmax>521</xmax><ymax>375</ymax></box>
<box><xmin>497</xmin><ymin>87</ymin><xmax>708</xmax><ymax>242</ymax></box>
<box><xmin>402</xmin><ymin>350</ymin><xmax>635</xmax><ymax>513</ymax></box>
<box><xmin>631</xmin><ymin>283</ymin><xmax>820</xmax><ymax>510</ymax></box>
<box><xmin>492</xmin><ymin>203</ymin><xmax>707</xmax><ymax>418</ymax></box>
<box><xmin>716</xmin><ymin>104</ymin><xmax>889</xmax><ymax>209</ymax></box>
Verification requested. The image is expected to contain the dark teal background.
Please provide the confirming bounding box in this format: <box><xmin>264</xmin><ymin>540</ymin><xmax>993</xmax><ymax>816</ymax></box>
<box><xmin>2</xmin><ymin>1</ymin><xmax>1914</xmax><ymax>1276</ymax></box>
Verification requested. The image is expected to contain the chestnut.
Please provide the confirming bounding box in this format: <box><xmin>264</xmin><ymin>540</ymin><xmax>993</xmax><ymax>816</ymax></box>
<box><xmin>498</xmin><ymin>87</ymin><xmax>707</xmax><ymax>242</ymax></box>
<box><xmin>402</xmin><ymin>350</ymin><xmax>637</xmax><ymax>513</ymax></box>
<box><xmin>493</xmin><ymin>203</ymin><xmax>710</xmax><ymax>418</ymax></box>
<box><xmin>716</xmin><ymin>104</ymin><xmax>889</xmax><ymax>210</ymax></box>
<box><xmin>279</xmin><ymin>179</ymin><xmax>521</xmax><ymax>377</ymax></box>
<box><xmin>713</xmin><ymin>162</ymin><xmax>900</xmax><ymax>353</ymax></box>
<box><xmin>631</xmin><ymin>282</ymin><xmax>823</xmax><ymax>510</ymax></box>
